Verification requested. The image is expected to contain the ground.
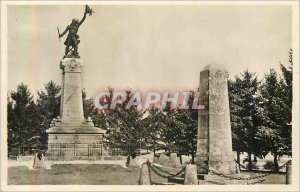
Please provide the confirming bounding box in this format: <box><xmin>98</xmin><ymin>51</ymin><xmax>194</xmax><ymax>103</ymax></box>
<box><xmin>8</xmin><ymin>164</ymin><xmax>140</xmax><ymax>185</ymax></box>
<box><xmin>7</xmin><ymin>153</ymin><xmax>290</xmax><ymax>185</ymax></box>
<box><xmin>8</xmin><ymin>163</ymin><xmax>286</xmax><ymax>185</ymax></box>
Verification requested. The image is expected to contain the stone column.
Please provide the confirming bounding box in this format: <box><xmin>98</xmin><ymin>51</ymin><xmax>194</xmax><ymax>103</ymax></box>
<box><xmin>60</xmin><ymin>70</ymin><xmax>65</xmax><ymax>116</ymax></box>
<box><xmin>60</xmin><ymin>58</ymin><xmax>85</xmax><ymax>123</ymax></box>
<box><xmin>195</xmin><ymin>64</ymin><xmax>236</xmax><ymax>175</ymax></box>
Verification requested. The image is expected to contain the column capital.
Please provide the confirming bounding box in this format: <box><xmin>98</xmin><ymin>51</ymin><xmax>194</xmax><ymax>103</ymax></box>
<box><xmin>60</xmin><ymin>58</ymin><xmax>85</xmax><ymax>72</ymax></box>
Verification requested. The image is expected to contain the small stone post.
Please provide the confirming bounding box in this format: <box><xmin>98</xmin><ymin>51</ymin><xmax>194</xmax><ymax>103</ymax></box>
<box><xmin>286</xmin><ymin>161</ymin><xmax>292</xmax><ymax>184</ymax></box>
<box><xmin>162</xmin><ymin>153</ymin><xmax>181</xmax><ymax>168</ymax></box>
<box><xmin>184</xmin><ymin>164</ymin><xmax>198</xmax><ymax>185</ymax></box>
<box><xmin>157</xmin><ymin>153</ymin><xmax>169</xmax><ymax>164</ymax></box>
<box><xmin>139</xmin><ymin>162</ymin><xmax>151</xmax><ymax>185</ymax></box>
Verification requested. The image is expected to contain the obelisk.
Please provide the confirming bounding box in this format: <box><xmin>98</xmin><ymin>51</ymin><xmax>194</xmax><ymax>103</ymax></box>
<box><xmin>195</xmin><ymin>64</ymin><xmax>236</xmax><ymax>175</ymax></box>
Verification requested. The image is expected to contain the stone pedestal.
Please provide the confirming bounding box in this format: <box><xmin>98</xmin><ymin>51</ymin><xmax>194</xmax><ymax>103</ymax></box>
<box><xmin>46</xmin><ymin>58</ymin><xmax>106</xmax><ymax>160</ymax></box>
<box><xmin>60</xmin><ymin>58</ymin><xmax>85</xmax><ymax>123</ymax></box>
<box><xmin>195</xmin><ymin>64</ymin><xmax>236</xmax><ymax>175</ymax></box>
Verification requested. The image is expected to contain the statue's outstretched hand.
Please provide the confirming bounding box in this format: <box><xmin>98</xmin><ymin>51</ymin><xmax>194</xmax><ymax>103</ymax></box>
<box><xmin>85</xmin><ymin>5</ymin><xmax>94</xmax><ymax>16</ymax></box>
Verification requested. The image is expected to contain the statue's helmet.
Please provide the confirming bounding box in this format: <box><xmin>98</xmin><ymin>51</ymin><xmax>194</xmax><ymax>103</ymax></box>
<box><xmin>72</xmin><ymin>18</ymin><xmax>79</xmax><ymax>24</ymax></box>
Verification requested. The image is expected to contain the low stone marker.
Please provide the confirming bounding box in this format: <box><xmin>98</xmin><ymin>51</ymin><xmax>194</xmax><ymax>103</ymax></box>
<box><xmin>33</xmin><ymin>151</ymin><xmax>46</xmax><ymax>169</ymax></box>
<box><xmin>286</xmin><ymin>160</ymin><xmax>292</xmax><ymax>184</ymax></box>
<box><xmin>163</xmin><ymin>153</ymin><xmax>181</xmax><ymax>169</ymax></box>
<box><xmin>153</xmin><ymin>156</ymin><xmax>159</xmax><ymax>163</ymax></box>
<box><xmin>157</xmin><ymin>153</ymin><xmax>169</xmax><ymax>164</ymax></box>
<box><xmin>184</xmin><ymin>164</ymin><xmax>198</xmax><ymax>185</ymax></box>
<box><xmin>139</xmin><ymin>162</ymin><xmax>151</xmax><ymax>185</ymax></box>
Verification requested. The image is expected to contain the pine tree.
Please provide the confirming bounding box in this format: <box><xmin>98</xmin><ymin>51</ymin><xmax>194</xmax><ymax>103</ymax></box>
<box><xmin>142</xmin><ymin>106</ymin><xmax>165</xmax><ymax>158</ymax></box>
<box><xmin>229</xmin><ymin>80</ymin><xmax>247</xmax><ymax>169</ymax></box>
<box><xmin>161</xmin><ymin>104</ymin><xmax>182</xmax><ymax>154</ymax></box>
<box><xmin>229</xmin><ymin>70</ymin><xmax>262</xmax><ymax>171</ymax></box>
<box><xmin>260</xmin><ymin>69</ymin><xmax>284</xmax><ymax>171</ymax></box>
<box><xmin>104</xmin><ymin>88</ymin><xmax>145</xmax><ymax>157</ymax></box>
<box><xmin>36</xmin><ymin>81</ymin><xmax>61</xmax><ymax>146</ymax></box>
<box><xmin>7</xmin><ymin>95</ymin><xmax>16</xmax><ymax>152</ymax></box>
<box><xmin>8</xmin><ymin>83</ymin><xmax>38</xmax><ymax>155</ymax></box>
<box><xmin>82</xmin><ymin>89</ymin><xmax>107</xmax><ymax>129</ymax></box>
<box><xmin>278</xmin><ymin>49</ymin><xmax>292</xmax><ymax>156</ymax></box>
<box><xmin>176</xmin><ymin>91</ymin><xmax>198</xmax><ymax>164</ymax></box>
<box><xmin>260</xmin><ymin>50</ymin><xmax>293</xmax><ymax>171</ymax></box>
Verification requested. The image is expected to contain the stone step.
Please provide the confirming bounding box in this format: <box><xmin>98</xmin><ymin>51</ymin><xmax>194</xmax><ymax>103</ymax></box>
<box><xmin>168</xmin><ymin>177</ymin><xmax>184</xmax><ymax>184</ymax></box>
<box><xmin>152</xmin><ymin>182</ymin><xmax>177</xmax><ymax>185</ymax></box>
<box><xmin>197</xmin><ymin>174</ymin><xmax>206</xmax><ymax>180</ymax></box>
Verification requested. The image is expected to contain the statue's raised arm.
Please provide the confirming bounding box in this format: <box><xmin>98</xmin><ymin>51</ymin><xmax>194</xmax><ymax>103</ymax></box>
<box><xmin>79</xmin><ymin>5</ymin><xmax>95</xmax><ymax>26</ymax></box>
<box><xmin>58</xmin><ymin>5</ymin><xmax>94</xmax><ymax>58</ymax></box>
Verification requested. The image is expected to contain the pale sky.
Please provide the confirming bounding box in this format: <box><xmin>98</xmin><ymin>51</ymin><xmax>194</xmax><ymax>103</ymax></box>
<box><xmin>7</xmin><ymin>4</ymin><xmax>292</xmax><ymax>98</ymax></box>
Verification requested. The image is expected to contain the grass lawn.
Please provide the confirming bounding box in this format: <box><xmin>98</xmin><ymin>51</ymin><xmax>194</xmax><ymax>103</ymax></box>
<box><xmin>8</xmin><ymin>164</ymin><xmax>141</xmax><ymax>185</ymax></box>
<box><xmin>258</xmin><ymin>173</ymin><xmax>286</xmax><ymax>184</ymax></box>
<box><xmin>8</xmin><ymin>164</ymin><xmax>286</xmax><ymax>185</ymax></box>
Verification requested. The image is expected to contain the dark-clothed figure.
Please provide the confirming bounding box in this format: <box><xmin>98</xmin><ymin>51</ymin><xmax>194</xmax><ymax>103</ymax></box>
<box><xmin>59</xmin><ymin>5</ymin><xmax>94</xmax><ymax>57</ymax></box>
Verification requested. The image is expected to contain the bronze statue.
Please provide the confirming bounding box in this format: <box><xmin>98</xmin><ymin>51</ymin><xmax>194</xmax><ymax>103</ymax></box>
<box><xmin>58</xmin><ymin>5</ymin><xmax>94</xmax><ymax>58</ymax></box>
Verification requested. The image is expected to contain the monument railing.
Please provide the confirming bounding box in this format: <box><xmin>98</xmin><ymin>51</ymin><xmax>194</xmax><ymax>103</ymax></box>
<box><xmin>47</xmin><ymin>143</ymin><xmax>103</xmax><ymax>157</ymax></box>
<box><xmin>109</xmin><ymin>143</ymin><xmax>146</xmax><ymax>156</ymax></box>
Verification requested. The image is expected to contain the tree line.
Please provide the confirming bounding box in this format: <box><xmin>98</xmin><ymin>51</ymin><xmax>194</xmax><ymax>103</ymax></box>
<box><xmin>7</xmin><ymin>50</ymin><xmax>292</xmax><ymax>172</ymax></box>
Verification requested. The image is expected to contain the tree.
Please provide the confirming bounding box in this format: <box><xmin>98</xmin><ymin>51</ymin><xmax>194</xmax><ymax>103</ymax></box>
<box><xmin>144</xmin><ymin>91</ymin><xmax>198</xmax><ymax>163</ymax></box>
<box><xmin>8</xmin><ymin>83</ymin><xmax>40</xmax><ymax>155</ymax></box>
<box><xmin>36</xmin><ymin>81</ymin><xmax>61</xmax><ymax>146</ymax></box>
<box><xmin>278</xmin><ymin>49</ymin><xmax>293</xmax><ymax>156</ymax></box>
<box><xmin>82</xmin><ymin>89</ymin><xmax>107</xmax><ymax>129</ymax></box>
<box><xmin>176</xmin><ymin>91</ymin><xmax>198</xmax><ymax>164</ymax></box>
<box><xmin>229</xmin><ymin>80</ymin><xmax>247</xmax><ymax>169</ymax></box>
<box><xmin>228</xmin><ymin>70</ymin><xmax>262</xmax><ymax>171</ymax></box>
<box><xmin>260</xmin><ymin>69</ymin><xmax>284</xmax><ymax>171</ymax></box>
<box><xmin>142</xmin><ymin>106</ymin><xmax>165</xmax><ymax>158</ymax></box>
<box><xmin>160</xmin><ymin>107</ymin><xmax>181</xmax><ymax>153</ymax></box>
<box><xmin>260</xmin><ymin>50</ymin><xmax>293</xmax><ymax>171</ymax></box>
<box><xmin>104</xmin><ymin>88</ymin><xmax>145</xmax><ymax>158</ymax></box>
<box><xmin>7</xmin><ymin>95</ymin><xmax>16</xmax><ymax>151</ymax></box>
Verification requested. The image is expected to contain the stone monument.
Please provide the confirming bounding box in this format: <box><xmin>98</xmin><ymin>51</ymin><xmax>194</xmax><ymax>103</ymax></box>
<box><xmin>46</xmin><ymin>5</ymin><xmax>106</xmax><ymax>160</ymax></box>
<box><xmin>195</xmin><ymin>64</ymin><xmax>236</xmax><ymax>175</ymax></box>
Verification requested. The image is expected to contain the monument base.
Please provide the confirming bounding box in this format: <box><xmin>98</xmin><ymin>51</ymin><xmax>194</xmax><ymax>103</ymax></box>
<box><xmin>46</xmin><ymin>122</ymin><xmax>106</xmax><ymax>160</ymax></box>
<box><xmin>195</xmin><ymin>155</ymin><xmax>237</xmax><ymax>175</ymax></box>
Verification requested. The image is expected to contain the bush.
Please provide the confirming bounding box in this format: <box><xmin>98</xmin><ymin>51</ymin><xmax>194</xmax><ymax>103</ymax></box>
<box><xmin>246</xmin><ymin>162</ymin><xmax>259</xmax><ymax>170</ymax></box>
<box><xmin>263</xmin><ymin>160</ymin><xmax>274</xmax><ymax>170</ymax></box>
